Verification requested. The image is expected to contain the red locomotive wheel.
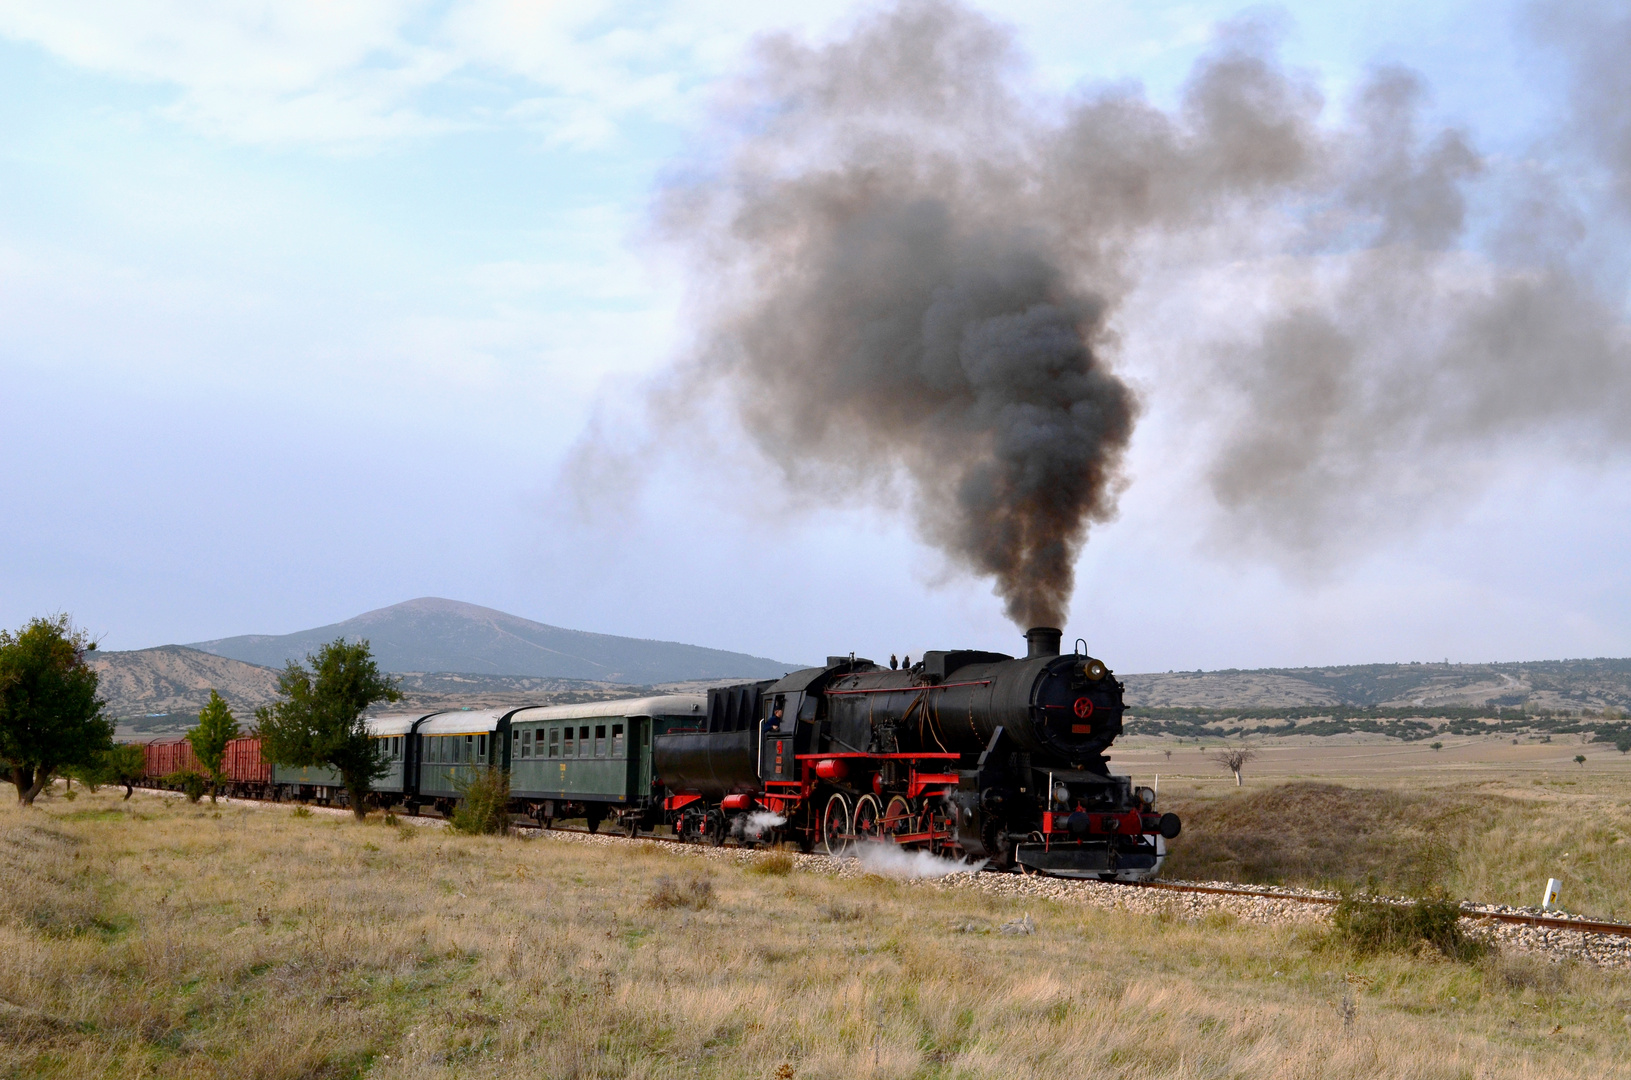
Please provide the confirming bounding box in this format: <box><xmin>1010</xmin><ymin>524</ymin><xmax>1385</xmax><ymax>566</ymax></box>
<box><xmin>853</xmin><ymin>794</ymin><xmax>882</xmax><ymax>841</ymax></box>
<box><xmin>1073</xmin><ymin>697</ymin><xmax>1094</xmax><ymax>719</ymax></box>
<box><xmin>822</xmin><ymin>793</ymin><xmax>852</xmax><ymax>857</ymax></box>
<box><xmin>882</xmin><ymin>795</ymin><xmax>913</xmax><ymax>837</ymax></box>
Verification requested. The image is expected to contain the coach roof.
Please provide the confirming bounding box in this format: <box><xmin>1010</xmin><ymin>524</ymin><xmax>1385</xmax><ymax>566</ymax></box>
<box><xmin>509</xmin><ymin>695</ymin><xmax>705</xmax><ymax>725</ymax></box>
<box><xmin>416</xmin><ymin>708</ymin><xmax>529</xmax><ymax>736</ymax></box>
<box><xmin>365</xmin><ymin>711</ymin><xmax>446</xmax><ymax>737</ymax></box>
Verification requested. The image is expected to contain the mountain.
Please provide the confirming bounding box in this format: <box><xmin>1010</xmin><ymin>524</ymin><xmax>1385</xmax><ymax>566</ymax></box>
<box><xmin>88</xmin><ymin>645</ymin><xmax>282</xmax><ymax>721</ymax></box>
<box><xmin>1122</xmin><ymin>658</ymin><xmax>1631</xmax><ymax>712</ymax></box>
<box><xmin>186</xmin><ymin>597</ymin><xmax>800</xmax><ymax>684</ymax></box>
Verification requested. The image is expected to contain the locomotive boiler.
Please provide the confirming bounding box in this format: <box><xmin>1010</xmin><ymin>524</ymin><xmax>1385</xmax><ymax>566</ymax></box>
<box><xmin>653</xmin><ymin>627</ymin><xmax>1180</xmax><ymax>880</ymax></box>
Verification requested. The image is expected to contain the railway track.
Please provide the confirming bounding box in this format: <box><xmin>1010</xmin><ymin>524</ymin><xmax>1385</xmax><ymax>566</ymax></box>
<box><xmin>1121</xmin><ymin>879</ymin><xmax>1631</xmax><ymax>939</ymax></box>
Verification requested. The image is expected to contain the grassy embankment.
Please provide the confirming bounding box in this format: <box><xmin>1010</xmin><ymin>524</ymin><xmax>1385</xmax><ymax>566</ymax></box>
<box><xmin>1162</xmin><ymin>777</ymin><xmax>1631</xmax><ymax>920</ymax></box>
<box><xmin>3</xmin><ymin>786</ymin><xmax>1631</xmax><ymax>1079</ymax></box>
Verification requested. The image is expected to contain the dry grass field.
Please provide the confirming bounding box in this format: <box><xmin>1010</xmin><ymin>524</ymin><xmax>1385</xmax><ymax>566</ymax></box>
<box><xmin>3</xmin><ymin>780</ymin><xmax>1631</xmax><ymax>1080</ymax></box>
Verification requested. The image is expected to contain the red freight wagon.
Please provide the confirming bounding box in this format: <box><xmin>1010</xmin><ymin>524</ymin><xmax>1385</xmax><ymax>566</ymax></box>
<box><xmin>144</xmin><ymin>738</ymin><xmax>201</xmax><ymax>780</ymax></box>
<box><xmin>221</xmin><ymin>736</ymin><xmax>273</xmax><ymax>798</ymax></box>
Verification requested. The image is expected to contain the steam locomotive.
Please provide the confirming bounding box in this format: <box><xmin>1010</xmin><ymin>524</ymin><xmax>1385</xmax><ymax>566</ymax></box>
<box><xmin>652</xmin><ymin>626</ymin><xmax>1180</xmax><ymax>880</ymax></box>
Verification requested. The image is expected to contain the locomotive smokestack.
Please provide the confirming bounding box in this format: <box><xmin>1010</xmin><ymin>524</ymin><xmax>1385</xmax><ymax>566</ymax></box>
<box><xmin>1025</xmin><ymin>627</ymin><xmax>1062</xmax><ymax>659</ymax></box>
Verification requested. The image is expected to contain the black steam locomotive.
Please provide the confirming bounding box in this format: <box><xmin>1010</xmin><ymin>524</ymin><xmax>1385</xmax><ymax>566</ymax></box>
<box><xmin>653</xmin><ymin>627</ymin><xmax>1180</xmax><ymax>880</ymax></box>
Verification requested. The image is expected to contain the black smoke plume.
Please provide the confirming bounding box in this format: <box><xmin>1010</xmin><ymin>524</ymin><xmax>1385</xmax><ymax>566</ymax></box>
<box><xmin>580</xmin><ymin>0</ymin><xmax>1631</xmax><ymax>622</ymax></box>
<box><xmin>650</xmin><ymin>2</ymin><xmax>1322</xmax><ymax>626</ymax></box>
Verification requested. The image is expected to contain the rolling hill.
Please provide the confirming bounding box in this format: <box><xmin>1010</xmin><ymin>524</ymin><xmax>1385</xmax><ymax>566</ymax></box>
<box><xmin>88</xmin><ymin>646</ymin><xmax>283</xmax><ymax>723</ymax></box>
<box><xmin>186</xmin><ymin>597</ymin><xmax>800</xmax><ymax>684</ymax></box>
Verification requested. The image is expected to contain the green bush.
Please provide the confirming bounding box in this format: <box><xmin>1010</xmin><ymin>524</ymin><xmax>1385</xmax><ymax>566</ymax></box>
<box><xmin>449</xmin><ymin>767</ymin><xmax>511</xmax><ymax>835</ymax></box>
<box><xmin>164</xmin><ymin>770</ymin><xmax>207</xmax><ymax>803</ymax></box>
<box><xmin>1329</xmin><ymin>892</ymin><xmax>1488</xmax><ymax>962</ymax></box>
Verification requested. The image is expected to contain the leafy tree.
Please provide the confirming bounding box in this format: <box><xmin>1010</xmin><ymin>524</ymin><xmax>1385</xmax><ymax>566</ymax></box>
<box><xmin>187</xmin><ymin>690</ymin><xmax>239</xmax><ymax>802</ymax></box>
<box><xmin>256</xmin><ymin>639</ymin><xmax>399</xmax><ymax>820</ymax></box>
<box><xmin>0</xmin><ymin>615</ymin><xmax>114</xmax><ymax>805</ymax></box>
<box><xmin>1574</xmin><ymin>754</ymin><xmax>1587</xmax><ymax>767</ymax></box>
<box><xmin>98</xmin><ymin>744</ymin><xmax>147</xmax><ymax>800</ymax></box>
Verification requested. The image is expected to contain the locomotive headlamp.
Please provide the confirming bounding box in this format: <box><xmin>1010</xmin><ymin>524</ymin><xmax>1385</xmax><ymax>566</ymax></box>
<box><xmin>1081</xmin><ymin>658</ymin><xmax>1107</xmax><ymax>680</ymax></box>
<box><xmin>1052</xmin><ymin>782</ymin><xmax>1070</xmax><ymax>807</ymax></box>
<box><xmin>1135</xmin><ymin>786</ymin><xmax>1155</xmax><ymax>806</ymax></box>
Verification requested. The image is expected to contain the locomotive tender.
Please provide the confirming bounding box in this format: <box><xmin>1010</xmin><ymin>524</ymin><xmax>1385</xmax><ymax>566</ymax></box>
<box><xmin>137</xmin><ymin>626</ymin><xmax>1177</xmax><ymax>879</ymax></box>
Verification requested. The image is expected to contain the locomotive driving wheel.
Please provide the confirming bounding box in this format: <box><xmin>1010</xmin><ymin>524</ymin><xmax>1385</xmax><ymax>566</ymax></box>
<box><xmin>822</xmin><ymin>793</ymin><xmax>852</xmax><ymax>856</ymax></box>
<box><xmin>853</xmin><ymin>794</ymin><xmax>883</xmax><ymax>842</ymax></box>
<box><xmin>882</xmin><ymin>796</ymin><xmax>914</xmax><ymax>838</ymax></box>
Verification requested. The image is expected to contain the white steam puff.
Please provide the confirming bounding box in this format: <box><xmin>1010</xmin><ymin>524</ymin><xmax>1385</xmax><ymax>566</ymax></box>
<box><xmin>746</xmin><ymin>811</ymin><xmax>787</xmax><ymax>835</ymax></box>
<box><xmin>852</xmin><ymin>842</ymin><xmax>987</xmax><ymax>879</ymax></box>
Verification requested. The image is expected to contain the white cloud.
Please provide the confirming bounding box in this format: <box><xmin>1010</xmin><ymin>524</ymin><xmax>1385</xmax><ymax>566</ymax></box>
<box><xmin>0</xmin><ymin>0</ymin><xmax>856</xmax><ymax>148</ymax></box>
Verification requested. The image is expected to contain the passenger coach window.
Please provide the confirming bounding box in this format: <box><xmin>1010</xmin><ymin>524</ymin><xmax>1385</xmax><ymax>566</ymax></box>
<box><xmin>612</xmin><ymin>723</ymin><xmax>624</xmax><ymax>757</ymax></box>
<box><xmin>477</xmin><ymin>734</ymin><xmax>487</xmax><ymax>759</ymax></box>
<box><xmin>594</xmin><ymin>725</ymin><xmax>606</xmax><ymax>757</ymax></box>
<box><xmin>521</xmin><ymin>729</ymin><xmax>533</xmax><ymax>758</ymax></box>
<box><xmin>563</xmin><ymin>727</ymin><xmax>574</xmax><ymax>757</ymax></box>
<box><xmin>548</xmin><ymin>727</ymin><xmax>559</xmax><ymax>757</ymax></box>
<box><xmin>579</xmin><ymin>726</ymin><xmax>589</xmax><ymax>757</ymax></box>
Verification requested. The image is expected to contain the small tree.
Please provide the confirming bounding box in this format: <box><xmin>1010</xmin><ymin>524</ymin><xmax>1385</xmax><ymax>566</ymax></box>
<box><xmin>98</xmin><ymin>744</ymin><xmax>147</xmax><ymax>800</ymax></box>
<box><xmin>0</xmin><ymin>615</ymin><xmax>114</xmax><ymax>805</ymax></box>
<box><xmin>1208</xmin><ymin>746</ymin><xmax>1257</xmax><ymax>787</ymax></box>
<box><xmin>1574</xmin><ymin>754</ymin><xmax>1587</xmax><ymax>767</ymax></box>
<box><xmin>187</xmin><ymin>690</ymin><xmax>240</xmax><ymax>803</ymax></box>
<box><xmin>257</xmin><ymin>639</ymin><xmax>399</xmax><ymax>820</ymax></box>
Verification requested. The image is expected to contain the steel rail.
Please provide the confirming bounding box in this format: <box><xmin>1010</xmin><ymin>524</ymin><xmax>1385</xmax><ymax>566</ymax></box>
<box><xmin>1120</xmin><ymin>878</ymin><xmax>1631</xmax><ymax>938</ymax></box>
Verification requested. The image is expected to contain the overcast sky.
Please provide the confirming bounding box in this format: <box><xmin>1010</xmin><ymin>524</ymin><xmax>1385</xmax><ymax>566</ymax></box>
<box><xmin>2</xmin><ymin>0</ymin><xmax>1628</xmax><ymax>672</ymax></box>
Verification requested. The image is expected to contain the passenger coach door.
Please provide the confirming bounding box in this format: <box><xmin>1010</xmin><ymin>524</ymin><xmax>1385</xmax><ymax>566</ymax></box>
<box><xmin>630</xmin><ymin>717</ymin><xmax>651</xmax><ymax>802</ymax></box>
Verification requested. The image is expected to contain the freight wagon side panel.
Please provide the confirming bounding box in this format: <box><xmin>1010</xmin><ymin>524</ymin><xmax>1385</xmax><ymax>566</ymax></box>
<box><xmin>223</xmin><ymin>737</ymin><xmax>271</xmax><ymax>783</ymax></box>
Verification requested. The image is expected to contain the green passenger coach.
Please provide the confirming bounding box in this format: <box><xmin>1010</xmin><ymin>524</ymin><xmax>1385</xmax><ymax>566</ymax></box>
<box><xmin>412</xmin><ymin>707</ymin><xmax>527</xmax><ymax>816</ymax></box>
<box><xmin>505</xmin><ymin>695</ymin><xmax>705</xmax><ymax>833</ymax></box>
<box><xmin>272</xmin><ymin>711</ymin><xmax>443</xmax><ymax>808</ymax></box>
